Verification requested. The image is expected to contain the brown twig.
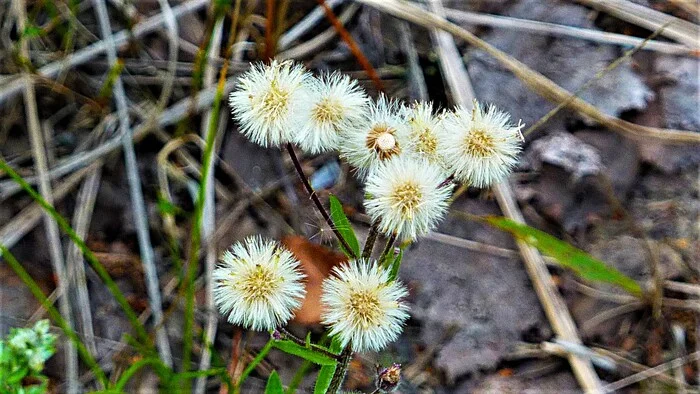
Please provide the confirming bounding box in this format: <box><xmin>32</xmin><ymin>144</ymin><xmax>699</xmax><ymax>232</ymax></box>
<box><xmin>264</xmin><ymin>0</ymin><xmax>276</xmax><ymax>60</ymax></box>
<box><xmin>317</xmin><ymin>0</ymin><xmax>384</xmax><ymax>92</ymax></box>
<box><xmin>220</xmin><ymin>328</ymin><xmax>243</xmax><ymax>394</ymax></box>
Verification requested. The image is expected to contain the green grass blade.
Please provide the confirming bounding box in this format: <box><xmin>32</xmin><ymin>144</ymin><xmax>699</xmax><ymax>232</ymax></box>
<box><xmin>235</xmin><ymin>339</ymin><xmax>274</xmax><ymax>394</ymax></box>
<box><xmin>0</xmin><ymin>160</ymin><xmax>152</xmax><ymax>348</ymax></box>
<box><xmin>482</xmin><ymin>216</ymin><xmax>643</xmax><ymax>297</ymax></box>
<box><xmin>0</xmin><ymin>246</ymin><xmax>109</xmax><ymax>388</ymax></box>
<box><xmin>328</xmin><ymin>195</ymin><xmax>360</xmax><ymax>258</ymax></box>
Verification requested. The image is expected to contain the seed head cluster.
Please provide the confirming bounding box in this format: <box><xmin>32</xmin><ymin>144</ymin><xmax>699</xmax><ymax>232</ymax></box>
<box><xmin>321</xmin><ymin>261</ymin><xmax>409</xmax><ymax>352</ymax></box>
<box><xmin>218</xmin><ymin>61</ymin><xmax>523</xmax><ymax>353</ymax></box>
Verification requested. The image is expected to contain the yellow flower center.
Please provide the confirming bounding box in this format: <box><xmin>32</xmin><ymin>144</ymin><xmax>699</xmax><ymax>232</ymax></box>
<box><xmin>349</xmin><ymin>290</ymin><xmax>383</xmax><ymax>328</ymax></box>
<box><xmin>312</xmin><ymin>97</ymin><xmax>344</xmax><ymax>125</ymax></box>
<box><xmin>260</xmin><ymin>82</ymin><xmax>290</xmax><ymax>122</ymax></box>
<box><xmin>239</xmin><ymin>264</ymin><xmax>280</xmax><ymax>302</ymax></box>
<box><xmin>464</xmin><ymin>129</ymin><xmax>496</xmax><ymax>158</ymax></box>
<box><xmin>391</xmin><ymin>182</ymin><xmax>422</xmax><ymax>218</ymax></box>
<box><xmin>416</xmin><ymin>128</ymin><xmax>438</xmax><ymax>154</ymax></box>
<box><xmin>366</xmin><ymin>125</ymin><xmax>401</xmax><ymax>160</ymax></box>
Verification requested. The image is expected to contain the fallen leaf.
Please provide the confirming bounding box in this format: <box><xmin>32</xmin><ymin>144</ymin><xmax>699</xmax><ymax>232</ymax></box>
<box><xmin>282</xmin><ymin>236</ymin><xmax>347</xmax><ymax>325</ymax></box>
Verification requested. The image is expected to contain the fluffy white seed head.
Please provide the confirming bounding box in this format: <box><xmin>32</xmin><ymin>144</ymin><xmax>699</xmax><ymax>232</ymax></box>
<box><xmin>229</xmin><ymin>60</ymin><xmax>310</xmax><ymax>147</ymax></box>
<box><xmin>339</xmin><ymin>95</ymin><xmax>408</xmax><ymax>178</ymax></box>
<box><xmin>213</xmin><ymin>236</ymin><xmax>306</xmax><ymax>331</ymax></box>
<box><xmin>442</xmin><ymin>102</ymin><xmax>523</xmax><ymax>188</ymax></box>
<box><xmin>403</xmin><ymin>101</ymin><xmax>449</xmax><ymax>168</ymax></box>
<box><xmin>321</xmin><ymin>260</ymin><xmax>409</xmax><ymax>353</ymax></box>
<box><xmin>294</xmin><ymin>72</ymin><xmax>369</xmax><ymax>153</ymax></box>
<box><xmin>364</xmin><ymin>155</ymin><xmax>452</xmax><ymax>241</ymax></box>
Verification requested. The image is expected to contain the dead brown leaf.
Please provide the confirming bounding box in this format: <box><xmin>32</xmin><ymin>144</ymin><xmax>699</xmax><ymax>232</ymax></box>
<box><xmin>282</xmin><ymin>235</ymin><xmax>347</xmax><ymax>325</ymax></box>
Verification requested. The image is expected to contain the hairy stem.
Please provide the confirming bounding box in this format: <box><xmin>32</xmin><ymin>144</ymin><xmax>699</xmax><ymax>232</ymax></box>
<box><xmin>380</xmin><ymin>233</ymin><xmax>398</xmax><ymax>264</ymax></box>
<box><xmin>326</xmin><ymin>345</ymin><xmax>353</xmax><ymax>394</ymax></box>
<box><xmin>362</xmin><ymin>222</ymin><xmax>380</xmax><ymax>260</ymax></box>
<box><xmin>285</xmin><ymin>143</ymin><xmax>358</xmax><ymax>259</ymax></box>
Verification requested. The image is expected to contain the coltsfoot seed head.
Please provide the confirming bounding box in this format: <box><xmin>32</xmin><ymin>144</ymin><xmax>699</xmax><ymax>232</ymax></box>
<box><xmin>403</xmin><ymin>101</ymin><xmax>449</xmax><ymax>168</ymax></box>
<box><xmin>213</xmin><ymin>236</ymin><xmax>306</xmax><ymax>331</ymax></box>
<box><xmin>364</xmin><ymin>155</ymin><xmax>452</xmax><ymax>241</ymax></box>
<box><xmin>442</xmin><ymin>101</ymin><xmax>523</xmax><ymax>188</ymax></box>
<box><xmin>229</xmin><ymin>60</ymin><xmax>310</xmax><ymax>147</ymax></box>
<box><xmin>321</xmin><ymin>260</ymin><xmax>409</xmax><ymax>353</ymax></box>
<box><xmin>339</xmin><ymin>95</ymin><xmax>408</xmax><ymax>178</ymax></box>
<box><xmin>294</xmin><ymin>72</ymin><xmax>369</xmax><ymax>154</ymax></box>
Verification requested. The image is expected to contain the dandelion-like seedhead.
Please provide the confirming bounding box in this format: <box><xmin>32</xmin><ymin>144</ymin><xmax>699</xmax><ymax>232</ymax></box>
<box><xmin>229</xmin><ymin>60</ymin><xmax>310</xmax><ymax>147</ymax></box>
<box><xmin>403</xmin><ymin>102</ymin><xmax>448</xmax><ymax>168</ymax></box>
<box><xmin>294</xmin><ymin>72</ymin><xmax>369</xmax><ymax>154</ymax></box>
<box><xmin>321</xmin><ymin>261</ymin><xmax>409</xmax><ymax>353</ymax></box>
<box><xmin>339</xmin><ymin>95</ymin><xmax>407</xmax><ymax>178</ymax></box>
<box><xmin>213</xmin><ymin>236</ymin><xmax>306</xmax><ymax>331</ymax></box>
<box><xmin>443</xmin><ymin>102</ymin><xmax>523</xmax><ymax>187</ymax></box>
<box><xmin>364</xmin><ymin>155</ymin><xmax>452</xmax><ymax>241</ymax></box>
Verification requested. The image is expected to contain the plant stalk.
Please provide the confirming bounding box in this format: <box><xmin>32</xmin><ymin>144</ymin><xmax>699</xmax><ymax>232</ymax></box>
<box><xmin>326</xmin><ymin>345</ymin><xmax>353</xmax><ymax>394</ymax></box>
<box><xmin>362</xmin><ymin>222</ymin><xmax>380</xmax><ymax>260</ymax></box>
<box><xmin>285</xmin><ymin>143</ymin><xmax>358</xmax><ymax>259</ymax></box>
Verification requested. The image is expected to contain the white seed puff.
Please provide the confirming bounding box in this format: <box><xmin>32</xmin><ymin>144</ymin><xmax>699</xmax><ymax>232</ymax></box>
<box><xmin>229</xmin><ymin>60</ymin><xmax>310</xmax><ymax>147</ymax></box>
<box><xmin>442</xmin><ymin>101</ymin><xmax>523</xmax><ymax>188</ymax></box>
<box><xmin>294</xmin><ymin>72</ymin><xmax>369</xmax><ymax>154</ymax></box>
<box><xmin>213</xmin><ymin>236</ymin><xmax>306</xmax><ymax>331</ymax></box>
<box><xmin>321</xmin><ymin>261</ymin><xmax>409</xmax><ymax>353</ymax></box>
<box><xmin>403</xmin><ymin>101</ymin><xmax>449</xmax><ymax>168</ymax></box>
<box><xmin>339</xmin><ymin>95</ymin><xmax>408</xmax><ymax>178</ymax></box>
<box><xmin>364</xmin><ymin>155</ymin><xmax>452</xmax><ymax>241</ymax></box>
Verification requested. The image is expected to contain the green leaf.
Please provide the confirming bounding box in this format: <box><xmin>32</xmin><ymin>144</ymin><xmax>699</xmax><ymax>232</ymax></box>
<box><xmin>482</xmin><ymin>216</ymin><xmax>643</xmax><ymax>297</ymax></box>
<box><xmin>328</xmin><ymin>195</ymin><xmax>360</xmax><ymax>258</ymax></box>
<box><xmin>314</xmin><ymin>365</ymin><xmax>335</xmax><ymax>394</ymax></box>
<box><xmin>387</xmin><ymin>248</ymin><xmax>403</xmax><ymax>282</ymax></box>
<box><xmin>273</xmin><ymin>340</ymin><xmax>337</xmax><ymax>366</ymax></box>
<box><xmin>265</xmin><ymin>371</ymin><xmax>284</xmax><ymax>394</ymax></box>
<box><xmin>313</xmin><ymin>337</ymin><xmax>344</xmax><ymax>394</ymax></box>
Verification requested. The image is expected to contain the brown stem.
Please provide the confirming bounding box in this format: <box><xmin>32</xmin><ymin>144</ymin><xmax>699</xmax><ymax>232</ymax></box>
<box><xmin>327</xmin><ymin>346</ymin><xmax>353</xmax><ymax>394</ymax></box>
<box><xmin>362</xmin><ymin>222</ymin><xmax>380</xmax><ymax>260</ymax></box>
<box><xmin>285</xmin><ymin>143</ymin><xmax>358</xmax><ymax>259</ymax></box>
<box><xmin>380</xmin><ymin>233</ymin><xmax>397</xmax><ymax>264</ymax></box>
<box><xmin>264</xmin><ymin>0</ymin><xmax>276</xmax><ymax>60</ymax></box>
<box><xmin>221</xmin><ymin>328</ymin><xmax>242</xmax><ymax>394</ymax></box>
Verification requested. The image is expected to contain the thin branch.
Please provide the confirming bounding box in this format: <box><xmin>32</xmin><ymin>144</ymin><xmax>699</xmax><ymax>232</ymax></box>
<box><xmin>285</xmin><ymin>143</ymin><xmax>358</xmax><ymax>260</ymax></box>
<box><xmin>362</xmin><ymin>222</ymin><xmax>379</xmax><ymax>260</ymax></box>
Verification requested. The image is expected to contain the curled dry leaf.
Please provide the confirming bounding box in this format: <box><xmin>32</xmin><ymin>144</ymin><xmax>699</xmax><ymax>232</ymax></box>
<box><xmin>282</xmin><ymin>235</ymin><xmax>347</xmax><ymax>325</ymax></box>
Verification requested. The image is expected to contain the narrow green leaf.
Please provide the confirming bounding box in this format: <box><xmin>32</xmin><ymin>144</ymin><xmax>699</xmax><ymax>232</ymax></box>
<box><xmin>265</xmin><ymin>371</ymin><xmax>284</xmax><ymax>394</ymax></box>
<box><xmin>305</xmin><ymin>332</ymin><xmax>312</xmax><ymax>348</ymax></box>
<box><xmin>482</xmin><ymin>216</ymin><xmax>643</xmax><ymax>297</ymax></box>
<box><xmin>387</xmin><ymin>249</ymin><xmax>403</xmax><ymax>282</ymax></box>
<box><xmin>273</xmin><ymin>340</ymin><xmax>337</xmax><ymax>366</ymax></box>
<box><xmin>314</xmin><ymin>364</ymin><xmax>335</xmax><ymax>394</ymax></box>
<box><xmin>328</xmin><ymin>195</ymin><xmax>361</xmax><ymax>258</ymax></box>
<box><xmin>313</xmin><ymin>337</ymin><xmax>344</xmax><ymax>394</ymax></box>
